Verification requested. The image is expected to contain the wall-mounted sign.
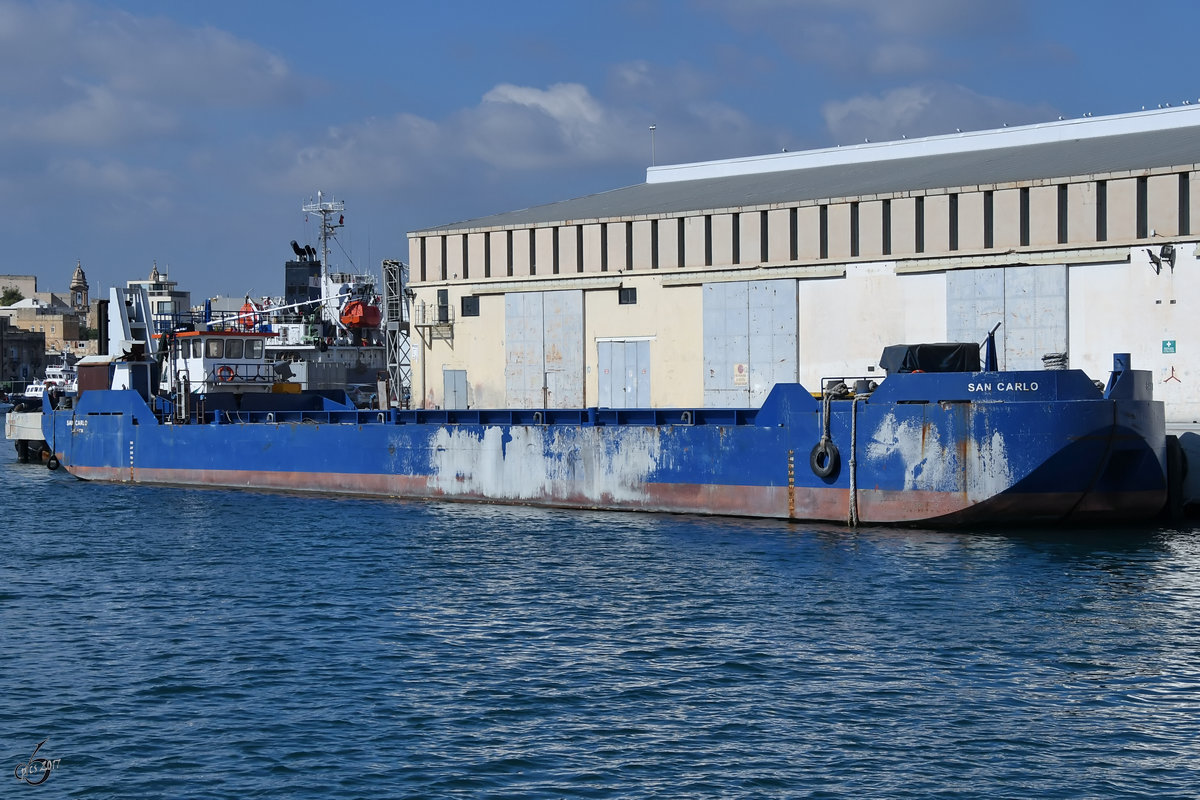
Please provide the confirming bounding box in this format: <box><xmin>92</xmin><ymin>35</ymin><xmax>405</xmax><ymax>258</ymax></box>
<box><xmin>1163</xmin><ymin>340</ymin><xmax>1177</xmax><ymax>354</ymax></box>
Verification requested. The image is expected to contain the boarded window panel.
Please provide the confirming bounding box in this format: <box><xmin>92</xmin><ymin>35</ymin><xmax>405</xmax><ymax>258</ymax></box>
<box><xmin>657</xmin><ymin>218</ymin><xmax>681</xmax><ymax>269</ymax></box>
<box><xmin>796</xmin><ymin>206</ymin><xmax>822</xmax><ymax>260</ymax></box>
<box><xmin>510</xmin><ymin>230</ymin><xmax>532</xmax><ymax>277</ymax></box>
<box><xmin>632</xmin><ymin>220</ymin><xmax>654</xmax><ymax>271</ymax></box>
<box><xmin>534</xmin><ymin>228</ymin><xmax>556</xmax><ymax>275</ymax></box>
<box><xmin>958</xmin><ymin>192</ymin><xmax>985</xmax><ymax>251</ymax></box>
<box><xmin>890</xmin><ymin>198</ymin><xmax>916</xmax><ymax>256</ymax></box>
<box><xmin>581</xmin><ymin>224</ymin><xmax>603</xmax><ymax>273</ymax></box>
<box><xmin>710</xmin><ymin>214</ymin><xmax>735</xmax><ymax>267</ymax></box>
<box><xmin>856</xmin><ymin>200</ymin><xmax>884</xmax><ymax>258</ymax></box>
<box><xmin>426</xmin><ymin>235</ymin><xmax>445</xmax><ymax>282</ymax></box>
<box><xmin>605</xmin><ymin>222</ymin><xmax>628</xmax><ymax>271</ymax></box>
<box><xmin>737</xmin><ymin>211</ymin><xmax>761</xmax><ymax>265</ymax></box>
<box><xmin>767</xmin><ymin>209</ymin><xmax>791</xmax><ymax>263</ymax></box>
<box><xmin>1028</xmin><ymin>186</ymin><xmax>1059</xmax><ymax>247</ymax></box>
<box><xmin>557</xmin><ymin>225</ymin><xmax>579</xmax><ymax>274</ymax></box>
<box><xmin>826</xmin><ymin>203</ymin><xmax>852</xmax><ymax>260</ymax></box>
<box><xmin>1068</xmin><ymin>183</ymin><xmax>1098</xmax><ymax>244</ymax></box>
<box><xmin>922</xmin><ymin>195</ymin><xmax>951</xmax><ymax>254</ymax></box>
<box><xmin>683</xmin><ymin>217</ymin><xmax>707</xmax><ymax>267</ymax></box>
<box><xmin>1189</xmin><ymin>174</ymin><xmax>1200</xmax><ymax>236</ymax></box>
<box><xmin>445</xmin><ymin>234</ymin><xmax>466</xmax><ymax>279</ymax></box>
<box><xmin>1147</xmin><ymin>173</ymin><xmax>1179</xmax><ymax>236</ymax></box>
<box><xmin>1106</xmin><ymin>178</ymin><xmax>1138</xmax><ymax>241</ymax></box>
<box><xmin>992</xmin><ymin>189</ymin><xmax>1022</xmax><ymax>249</ymax></box>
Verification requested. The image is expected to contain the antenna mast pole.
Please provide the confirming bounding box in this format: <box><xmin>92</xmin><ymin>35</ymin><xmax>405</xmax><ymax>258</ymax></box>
<box><xmin>301</xmin><ymin>191</ymin><xmax>345</xmax><ymax>325</ymax></box>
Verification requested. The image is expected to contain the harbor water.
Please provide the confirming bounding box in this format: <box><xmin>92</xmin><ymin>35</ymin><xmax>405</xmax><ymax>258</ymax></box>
<box><xmin>4</xmin><ymin>443</ymin><xmax>1200</xmax><ymax>798</ymax></box>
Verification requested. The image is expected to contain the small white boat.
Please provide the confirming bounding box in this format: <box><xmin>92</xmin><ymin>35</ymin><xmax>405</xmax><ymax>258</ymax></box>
<box><xmin>23</xmin><ymin>353</ymin><xmax>78</xmax><ymax>401</ymax></box>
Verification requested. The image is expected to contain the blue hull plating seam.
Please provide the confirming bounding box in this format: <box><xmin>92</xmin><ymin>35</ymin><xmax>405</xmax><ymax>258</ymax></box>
<box><xmin>45</xmin><ymin>367</ymin><xmax>1168</xmax><ymax>526</ymax></box>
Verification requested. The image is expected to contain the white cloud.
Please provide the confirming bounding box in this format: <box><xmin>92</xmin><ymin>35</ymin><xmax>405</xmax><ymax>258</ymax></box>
<box><xmin>72</xmin><ymin>11</ymin><xmax>301</xmax><ymax>106</ymax></box>
<box><xmin>268</xmin><ymin>68</ymin><xmax>787</xmax><ymax>202</ymax></box>
<box><xmin>822</xmin><ymin>82</ymin><xmax>1057</xmax><ymax>143</ymax></box>
<box><xmin>700</xmin><ymin>0</ymin><xmax>1026</xmax><ymax>77</ymax></box>
<box><xmin>14</xmin><ymin>81</ymin><xmax>180</xmax><ymax>146</ymax></box>
<box><xmin>0</xmin><ymin>0</ymin><xmax>305</xmax><ymax>151</ymax></box>
<box><xmin>275</xmin><ymin>113</ymin><xmax>442</xmax><ymax>193</ymax></box>
<box><xmin>47</xmin><ymin>156</ymin><xmax>172</xmax><ymax>195</ymax></box>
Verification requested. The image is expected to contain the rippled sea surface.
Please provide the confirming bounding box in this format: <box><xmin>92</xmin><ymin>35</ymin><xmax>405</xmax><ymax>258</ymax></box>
<box><xmin>5</xmin><ymin>445</ymin><xmax>1200</xmax><ymax>799</ymax></box>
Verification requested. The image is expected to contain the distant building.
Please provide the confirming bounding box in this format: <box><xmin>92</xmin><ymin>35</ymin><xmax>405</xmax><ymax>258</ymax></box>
<box><xmin>0</xmin><ymin>316</ymin><xmax>45</xmax><ymax>387</ymax></box>
<box><xmin>127</xmin><ymin>261</ymin><xmax>191</xmax><ymax>333</ymax></box>
<box><xmin>0</xmin><ymin>264</ymin><xmax>99</xmax><ymax>378</ymax></box>
<box><xmin>0</xmin><ymin>275</ymin><xmax>38</xmax><ymax>300</ymax></box>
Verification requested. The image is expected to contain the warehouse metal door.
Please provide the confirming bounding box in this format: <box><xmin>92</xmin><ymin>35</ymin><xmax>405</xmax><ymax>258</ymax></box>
<box><xmin>597</xmin><ymin>339</ymin><xmax>650</xmax><ymax>408</ymax></box>
<box><xmin>703</xmin><ymin>279</ymin><xmax>797</xmax><ymax>407</ymax></box>
<box><xmin>946</xmin><ymin>265</ymin><xmax>1066</xmax><ymax>370</ymax></box>
<box><xmin>442</xmin><ymin>369</ymin><xmax>468</xmax><ymax>409</ymax></box>
<box><xmin>503</xmin><ymin>290</ymin><xmax>584</xmax><ymax>407</ymax></box>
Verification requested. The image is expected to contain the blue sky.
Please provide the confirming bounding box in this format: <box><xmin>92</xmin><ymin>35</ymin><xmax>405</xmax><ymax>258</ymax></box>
<box><xmin>3</xmin><ymin>0</ymin><xmax>1198</xmax><ymax>300</ymax></box>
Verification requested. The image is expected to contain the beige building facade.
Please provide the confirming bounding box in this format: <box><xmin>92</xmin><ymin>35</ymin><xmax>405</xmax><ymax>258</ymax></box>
<box><xmin>0</xmin><ymin>264</ymin><xmax>100</xmax><ymax>373</ymax></box>
<box><xmin>406</xmin><ymin>106</ymin><xmax>1200</xmax><ymax>426</ymax></box>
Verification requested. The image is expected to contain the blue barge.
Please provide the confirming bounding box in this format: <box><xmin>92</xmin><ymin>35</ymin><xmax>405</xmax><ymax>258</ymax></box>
<box><xmin>42</xmin><ymin>347</ymin><xmax>1168</xmax><ymax>526</ymax></box>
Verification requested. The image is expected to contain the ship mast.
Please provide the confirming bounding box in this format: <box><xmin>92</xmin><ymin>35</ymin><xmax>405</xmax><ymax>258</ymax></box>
<box><xmin>301</xmin><ymin>191</ymin><xmax>345</xmax><ymax>326</ymax></box>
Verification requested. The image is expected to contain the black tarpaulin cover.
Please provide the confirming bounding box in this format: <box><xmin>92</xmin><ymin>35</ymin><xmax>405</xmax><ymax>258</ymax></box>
<box><xmin>879</xmin><ymin>343</ymin><xmax>981</xmax><ymax>374</ymax></box>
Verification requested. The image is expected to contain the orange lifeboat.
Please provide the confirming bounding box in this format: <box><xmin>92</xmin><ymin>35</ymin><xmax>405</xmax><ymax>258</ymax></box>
<box><xmin>340</xmin><ymin>299</ymin><xmax>381</xmax><ymax>328</ymax></box>
<box><xmin>239</xmin><ymin>301</ymin><xmax>259</xmax><ymax>329</ymax></box>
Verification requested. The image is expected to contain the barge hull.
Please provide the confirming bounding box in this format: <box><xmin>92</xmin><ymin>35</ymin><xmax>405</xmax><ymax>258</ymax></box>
<box><xmin>45</xmin><ymin>364</ymin><xmax>1169</xmax><ymax>526</ymax></box>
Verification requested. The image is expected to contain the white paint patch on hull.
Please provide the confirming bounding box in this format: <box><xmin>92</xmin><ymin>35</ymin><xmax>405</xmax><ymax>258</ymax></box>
<box><xmin>867</xmin><ymin>412</ymin><xmax>1013</xmax><ymax>501</ymax></box>
<box><xmin>428</xmin><ymin>425</ymin><xmax>664</xmax><ymax>503</ymax></box>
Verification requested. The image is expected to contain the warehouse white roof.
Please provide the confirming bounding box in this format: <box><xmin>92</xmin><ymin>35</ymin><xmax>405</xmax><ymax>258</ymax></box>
<box><xmin>414</xmin><ymin>106</ymin><xmax>1200</xmax><ymax>234</ymax></box>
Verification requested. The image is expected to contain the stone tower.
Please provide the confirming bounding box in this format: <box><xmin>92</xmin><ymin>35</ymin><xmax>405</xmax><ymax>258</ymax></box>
<box><xmin>70</xmin><ymin>260</ymin><xmax>89</xmax><ymax>312</ymax></box>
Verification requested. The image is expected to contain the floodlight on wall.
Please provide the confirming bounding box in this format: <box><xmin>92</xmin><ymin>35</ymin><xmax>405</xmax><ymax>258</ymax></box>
<box><xmin>1147</xmin><ymin>248</ymin><xmax>1163</xmax><ymax>274</ymax></box>
<box><xmin>1161</xmin><ymin>243</ymin><xmax>1177</xmax><ymax>271</ymax></box>
<box><xmin>1147</xmin><ymin>244</ymin><xmax>1177</xmax><ymax>275</ymax></box>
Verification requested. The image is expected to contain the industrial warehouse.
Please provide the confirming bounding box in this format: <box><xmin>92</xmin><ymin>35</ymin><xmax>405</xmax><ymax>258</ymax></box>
<box><xmin>404</xmin><ymin>104</ymin><xmax>1200</xmax><ymax>436</ymax></box>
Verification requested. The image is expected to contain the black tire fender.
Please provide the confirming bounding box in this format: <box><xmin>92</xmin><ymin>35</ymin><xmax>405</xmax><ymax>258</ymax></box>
<box><xmin>810</xmin><ymin>440</ymin><xmax>839</xmax><ymax>479</ymax></box>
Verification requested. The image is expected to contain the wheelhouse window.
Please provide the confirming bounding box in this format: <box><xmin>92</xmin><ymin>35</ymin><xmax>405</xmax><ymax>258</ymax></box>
<box><xmin>192</xmin><ymin>339</ymin><xmax>203</xmax><ymax>358</ymax></box>
<box><xmin>225</xmin><ymin>338</ymin><xmax>244</xmax><ymax>359</ymax></box>
<box><xmin>205</xmin><ymin>338</ymin><xmax>224</xmax><ymax>358</ymax></box>
<box><xmin>246</xmin><ymin>340</ymin><xmax>263</xmax><ymax>359</ymax></box>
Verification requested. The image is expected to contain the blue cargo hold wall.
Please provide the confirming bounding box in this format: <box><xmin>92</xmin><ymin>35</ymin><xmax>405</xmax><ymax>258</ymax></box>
<box><xmin>504</xmin><ymin>290</ymin><xmax>584</xmax><ymax>408</ymax></box>
<box><xmin>946</xmin><ymin>265</ymin><xmax>1067</xmax><ymax>370</ymax></box>
<box><xmin>703</xmin><ymin>280</ymin><xmax>798</xmax><ymax>407</ymax></box>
